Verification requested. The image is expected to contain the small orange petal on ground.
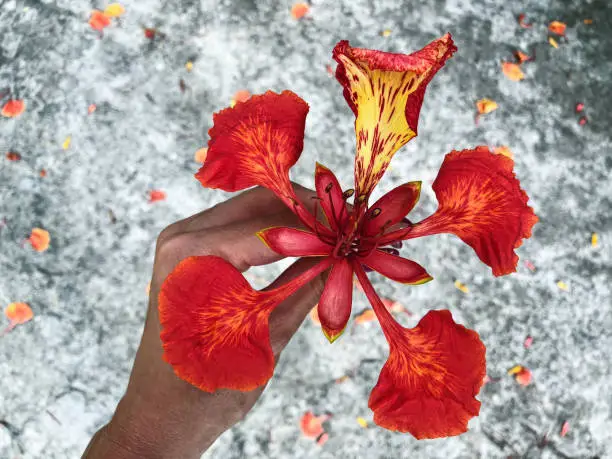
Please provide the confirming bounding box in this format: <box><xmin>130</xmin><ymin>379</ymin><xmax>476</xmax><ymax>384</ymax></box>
<box><xmin>28</xmin><ymin>228</ymin><xmax>50</xmax><ymax>252</ymax></box>
<box><xmin>583</xmin><ymin>19</ymin><xmax>593</xmax><ymax>25</ymax></box>
<box><xmin>1</xmin><ymin>99</ymin><xmax>25</xmax><ymax>118</ymax></box>
<box><xmin>476</xmin><ymin>98</ymin><xmax>498</xmax><ymax>115</ymax></box>
<box><xmin>502</xmin><ymin>62</ymin><xmax>525</xmax><ymax>81</ymax></box>
<box><xmin>88</xmin><ymin>104</ymin><xmax>97</xmax><ymax>114</ymax></box>
<box><xmin>39</xmin><ymin>169</ymin><xmax>47</xmax><ymax>177</ymax></box>
<box><xmin>148</xmin><ymin>190</ymin><xmax>166</xmax><ymax>203</ymax></box>
<box><xmin>299</xmin><ymin>411</ymin><xmax>327</xmax><ymax>438</ymax></box>
<box><xmin>508</xmin><ymin>365</ymin><xmax>532</xmax><ymax>386</ymax></box>
<box><xmin>525</xmin><ymin>260</ymin><xmax>536</xmax><ymax>272</ymax></box>
<box><xmin>194</xmin><ymin>147</ymin><xmax>208</xmax><ymax>163</ymax></box>
<box><xmin>89</xmin><ymin>10</ymin><xmax>111</xmax><ymax>31</ymax></box>
<box><xmin>549</xmin><ymin>37</ymin><xmax>559</xmax><ymax>48</ymax></box>
<box><xmin>381</xmin><ymin>298</ymin><xmax>408</xmax><ymax>314</ymax></box>
<box><xmin>548</xmin><ymin>21</ymin><xmax>567</xmax><ymax>35</ymax></box>
<box><xmin>231</xmin><ymin>89</ymin><xmax>251</xmax><ymax>107</ymax></box>
<box><xmin>355</xmin><ymin>309</ymin><xmax>376</xmax><ymax>324</ymax></box>
<box><xmin>493</xmin><ymin>146</ymin><xmax>514</xmax><ymax>159</ymax></box>
<box><xmin>514</xmin><ymin>50</ymin><xmax>531</xmax><ymax>63</ymax></box>
<box><xmin>309</xmin><ymin>304</ymin><xmax>321</xmax><ymax>326</ymax></box>
<box><xmin>104</xmin><ymin>3</ymin><xmax>125</xmax><ymax>18</ymax></box>
<box><xmin>5</xmin><ymin>302</ymin><xmax>34</xmax><ymax>325</ymax></box>
<box><xmin>335</xmin><ymin>375</ymin><xmax>349</xmax><ymax>384</ymax></box>
<box><xmin>291</xmin><ymin>2</ymin><xmax>310</xmax><ymax>19</ymax></box>
<box><xmin>6</xmin><ymin>152</ymin><xmax>21</xmax><ymax>161</ymax></box>
<box><xmin>454</xmin><ymin>280</ymin><xmax>469</xmax><ymax>293</ymax></box>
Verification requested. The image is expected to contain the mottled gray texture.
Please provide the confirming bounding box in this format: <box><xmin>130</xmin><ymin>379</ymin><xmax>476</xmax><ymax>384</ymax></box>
<box><xmin>1</xmin><ymin>0</ymin><xmax>611</xmax><ymax>458</ymax></box>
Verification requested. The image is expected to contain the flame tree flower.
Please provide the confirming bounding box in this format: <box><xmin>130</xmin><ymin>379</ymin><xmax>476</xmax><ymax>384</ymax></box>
<box><xmin>159</xmin><ymin>34</ymin><xmax>538</xmax><ymax>439</ymax></box>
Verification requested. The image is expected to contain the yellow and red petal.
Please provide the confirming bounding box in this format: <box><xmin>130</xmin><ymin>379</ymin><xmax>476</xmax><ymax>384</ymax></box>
<box><xmin>361</xmin><ymin>181</ymin><xmax>421</xmax><ymax>237</ymax></box>
<box><xmin>359</xmin><ymin>250</ymin><xmax>432</xmax><ymax>285</ymax></box>
<box><xmin>406</xmin><ymin>147</ymin><xmax>538</xmax><ymax>276</ymax></box>
<box><xmin>317</xmin><ymin>259</ymin><xmax>353</xmax><ymax>343</ymax></box>
<box><xmin>332</xmin><ymin>35</ymin><xmax>456</xmax><ymax>198</ymax></box>
<box><xmin>315</xmin><ymin>163</ymin><xmax>349</xmax><ymax>231</ymax></box>
<box><xmin>256</xmin><ymin>227</ymin><xmax>333</xmax><ymax>257</ymax></box>
<box><xmin>352</xmin><ymin>263</ymin><xmax>486</xmax><ymax>439</ymax></box>
<box><xmin>159</xmin><ymin>255</ymin><xmax>332</xmax><ymax>392</ymax></box>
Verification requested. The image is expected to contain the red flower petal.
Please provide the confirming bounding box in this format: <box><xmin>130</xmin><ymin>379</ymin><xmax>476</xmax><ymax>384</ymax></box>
<box><xmin>196</xmin><ymin>90</ymin><xmax>316</xmax><ymax>229</ymax></box>
<box><xmin>89</xmin><ymin>10</ymin><xmax>111</xmax><ymax>31</ymax></box>
<box><xmin>196</xmin><ymin>90</ymin><xmax>307</xmax><ymax>195</ymax></box>
<box><xmin>353</xmin><ymin>263</ymin><xmax>486</xmax><ymax>439</ymax></box>
<box><xmin>1</xmin><ymin>99</ymin><xmax>25</xmax><ymax>118</ymax></box>
<box><xmin>359</xmin><ymin>250</ymin><xmax>432</xmax><ymax>284</ymax></box>
<box><xmin>159</xmin><ymin>255</ymin><xmax>332</xmax><ymax>392</ymax></box>
<box><xmin>315</xmin><ymin>163</ymin><xmax>349</xmax><ymax>231</ymax></box>
<box><xmin>317</xmin><ymin>259</ymin><xmax>353</xmax><ymax>343</ymax></box>
<box><xmin>361</xmin><ymin>181</ymin><xmax>421</xmax><ymax>237</ymax></box>
<box><xmin>332</xmin><ymin>34</ymin><xmax>456</xmax><ymax>198</ymax></box>
<box><xmin>404</xmin><ymin>147</ymin><xmax>538</xmax><ymax>276</ymax></box>
<box><xmin>257</xmin><ymin>227</ymin><xmax>333</xmax><ymax>257</ymax></box>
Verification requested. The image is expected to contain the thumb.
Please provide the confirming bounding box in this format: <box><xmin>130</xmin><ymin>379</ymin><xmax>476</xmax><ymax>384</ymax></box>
<box><xmin>266</xmin><ymin>257</ymin><xmax>331</xmax><ymax>359</ymax></box>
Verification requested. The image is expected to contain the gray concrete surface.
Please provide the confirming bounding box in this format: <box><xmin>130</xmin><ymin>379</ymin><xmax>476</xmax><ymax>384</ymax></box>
<box><xmin>1</xmin><ymin>0</ymin><xmax>611</xmax><ymax>457</ymax></box>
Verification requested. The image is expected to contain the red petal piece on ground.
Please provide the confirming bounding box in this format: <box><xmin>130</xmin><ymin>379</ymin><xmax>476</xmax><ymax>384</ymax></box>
<box><xmin>315</xmin><ymin>163</ymin><xmax>348</xmax><ymax>231</ymax></box>
<box><xmin>148</xmin><ymin>189</ymin><xmax>166</xmax><ymax>202</ymax></box>
<box><xmin>333</xmin><ymin>34</ymin><xmax>456</xmax><ymax>198</ymax></box>
<box><xmin>353</xmin><ymin>264</ymin><xmax>486</xmax><ymax>439</ymax></box>
<box><xmin>299</xmin><ymin>411</ymin><xmax>329</xmax><ymax>438</ymax></box>
<box><xmin>1</xmin><ymin>99</ymin><xmax>25</xmax><ymax>118</ymax></box>
<box><xmin>404</xmin><ymin>147</ymin><xmax>538</xmax><ymax>276</ymax></box>
<box><xmin>5</xmin><ymin>302</ymin><xmax>34</xmax><ymax>324</ymax></box>
<box><xmin>28</xmin><ymin>228</ymin><xmax>50</xmax><ymax>252</ymax></box>
<box><xmin>317</xmin><ymin>259</ymin><xmax>353</xmax><ymax>342</ymax></box>
<box><xmin>89</xmin><ymin>10</ymin><xmax>111</xmax><ymax>31</ymax></box>
<box><xmin>359</xmin><ymin>250</ymin><xmax>432</xmax><ymax>284</ymax></box>
<box><xmin>502</xmin><ymin>62</ymin><xmax>525</xmax><ymax>81</ymax></box>
<box><xmin>6</xmin><ymin>152</ymin><xmax>22</xmax><ymax>161</ymax></box>
<box><xmin>257</xmin><ymin>227</ymin><xmax>333</xmax><ymax>257</ymax></box>
<box><xmin>549</xmin><ymin>21</ymin><xmax>567</xmax><ymax>35</ymax></box>
<box><xmin>291</xmin><ymin>2</ymin><xmax>310</xmax><ymax>19</ymax></box>
<box><xmin>361</xmin><ymin>181</ymin><xmax>421</xmax><ymax>237</ymax></box>
<box><xmin>159</xmin><ymin>255</ymin><xmax>332</xmax><ymax>392</ymax></box>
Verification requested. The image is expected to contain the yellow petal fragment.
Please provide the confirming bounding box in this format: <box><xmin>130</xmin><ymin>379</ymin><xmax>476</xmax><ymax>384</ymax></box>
<box><xmin>454</xmin><ymin>280</ymin><xmax>469</xmax><ymax>293</ymax></box>
<box><xmin>356</xmin><ymin>417</ymin><xmax>368</xmax><ymax>428</ymax></box>
<box><xmin>556</xmin><ymin>281</ymin><xmax>569</xmax><ymax>291</ymax></box>
<box><xmin>62</xmin><ymin>136</ymin><xmax>72</xmax><ymax>150</ymax></box>
<box><xmin>381</xmin><ymin>29</ymin><xmax>392</xmax><ymax>37</ymax></box>
<box><xmin>194</xmin><ymin>147</ymin><xmax>208</xmax><ymax>164</ymax></box>
<box><xmin>185</xmin><ymin>61</ymin><xmax>194</xmax><ymax>72</ymax></box>
<box><xmin>476</xmin><ymin>98</ymin><xmax>498</xmax><ymax>114</ymax></box>
<box><xmin>549</xmin><ymin>37</ymin><xmax>559</xmax><ymax>48</ymax></box>
<box><xmin>591</xmin><ymin>232</ymin><xmax>598</xmax><ymax>247</ymax></box>
<box><xmin>104</xmin><ymin>3</ymin><xmax>125</xmax><ymax>17</ymax></box>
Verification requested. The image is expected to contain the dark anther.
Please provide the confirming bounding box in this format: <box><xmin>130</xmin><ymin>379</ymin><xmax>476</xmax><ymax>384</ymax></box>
<box><xmin>380</xmin><ymin>247</ymin><xmax>400</xmax><ymax>256</ymax></box>
<box><xmin>363</xmin><ymin>265</ymin><xmax>373</xmax><ymax>273</ymax></box>
<box><xmin>390</xmin><ymin>240</ymin><xmax>403</xmax><ymax>249</ymax></box>
<box><xmin>343</xmin><ymin>189</ymin><xmax>354</xmax><ymax>199</ymax></box>
<box><xmin>370</xmin><ymin>208</ymin><xmax>381</xmax><ymax>218</ymax></box>
<box><xmin>325</xmin><ymin>183</ymin><xmax>333</xmax><ymax>193</ymax></box>
<box><xmin>401</xmin><ymin>217</ymin><xmax>413</xmax><ymax>226</ymax></box>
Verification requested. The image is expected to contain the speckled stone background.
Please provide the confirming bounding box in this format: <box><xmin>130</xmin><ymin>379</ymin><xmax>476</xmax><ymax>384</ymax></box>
<box><xmin>1</xmin><ymin>0</ymin><xmax>611</xmax><ymax>458</ymax></box>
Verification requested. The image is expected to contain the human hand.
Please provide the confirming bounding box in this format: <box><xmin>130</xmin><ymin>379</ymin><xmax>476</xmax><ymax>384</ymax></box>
<box><xmin>83</xmin><ymin>185</ymin><xmax>327</xmax><ymax>459</ymax></box>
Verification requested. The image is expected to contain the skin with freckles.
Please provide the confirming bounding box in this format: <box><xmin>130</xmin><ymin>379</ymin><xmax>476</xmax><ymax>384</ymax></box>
<box><xmin>82</xmin><ymin>185</ymin><xmax>329</xmax><ymax>459</ymax></box>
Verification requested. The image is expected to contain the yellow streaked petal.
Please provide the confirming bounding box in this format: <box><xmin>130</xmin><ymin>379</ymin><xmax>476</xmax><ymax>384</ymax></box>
<box><xmin>62</xmin><ymin>135</ymin><xmax>71</xmax><ymax>150</ymax></box>
<box><xmin>454</xmin><ymin>280</ymin><xmax>469</xmax><ymax>293</ymax></box>
<box><xmin>591</xmin><ymin>232</ymin><xmax>598</xmax><ymax>247</ymax></box>
<box><xmin>556</xmin><ymin>281</ymin><xmax>569</xmax><ymax>291</ymax></box>
<box><xmin>356</xmin><ymin>417</ymin><xmax>368</xmax><ymax>428</ymax></box>
<box><xmin>104</xmin><ymin>3</ymin><xmax>125</xmax><ymax>17</ymax></box>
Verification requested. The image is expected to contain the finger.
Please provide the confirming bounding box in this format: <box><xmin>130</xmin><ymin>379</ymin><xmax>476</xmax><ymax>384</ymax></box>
<box><xmin>265</xmin><ymin>257</ymin><xmax>330</xmax><ymax>358</ymax></box>
<box><xmin>179</xmin><ymin>183</ymin><xmax>319</xmax><ymax>234</ymax></box>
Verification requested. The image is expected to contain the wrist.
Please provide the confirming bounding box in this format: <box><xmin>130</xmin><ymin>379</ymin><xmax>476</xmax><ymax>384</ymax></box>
<box><xmin>83</xmin><ymin>394</ymin><xmax>221</xmax><ymax>459</ymax></box>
